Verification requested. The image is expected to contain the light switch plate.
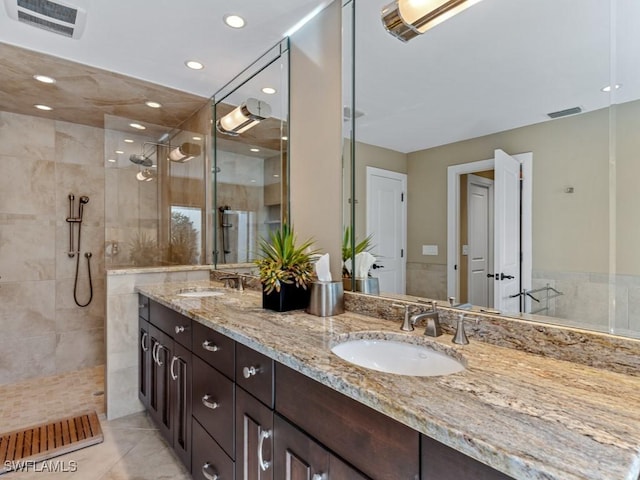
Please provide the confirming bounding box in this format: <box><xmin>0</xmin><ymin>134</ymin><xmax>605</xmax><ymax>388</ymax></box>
<box><xmin>462</xmin><ymin>244</ymin><xmax>469</xmax><ymax>255</ymax></box>
<box><xmin>422</xmin><ymin>245</ymin><xmax>438</xmax><ymax>256</ymax></box>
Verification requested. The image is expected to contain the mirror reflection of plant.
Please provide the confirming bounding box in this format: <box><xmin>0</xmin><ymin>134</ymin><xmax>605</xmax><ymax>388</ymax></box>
<box><xmin>342</xmin><ymin>226</ymin><xmax>375</xmax><ymax>277</ymax></box>
<box><xmin>129</xmin><ymin>232</ymin><xmax>159</xmax><ymax>267</ymax></box>
<box><xmin>255</xmin><ymin>223</ymin><xmax>318</xmax><ymax>294</ymax></box>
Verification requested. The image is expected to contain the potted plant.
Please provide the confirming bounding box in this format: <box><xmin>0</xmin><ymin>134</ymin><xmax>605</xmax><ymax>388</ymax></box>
<box><xmin>255</xmin><ymin>224</ymin><xmax>318</xmax><ymax>312</ymax></box>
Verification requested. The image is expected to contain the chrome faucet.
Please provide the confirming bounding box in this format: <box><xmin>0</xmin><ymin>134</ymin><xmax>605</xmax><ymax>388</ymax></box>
<box><xmin>452</xmin><ymin>314</ymin><xmax>469</xmax><ymax>345</ymax></box>
<box><xmin>220</xmin><ymin>274</ymin><xmax>244</xmax><ymax>291</ymax></box>
<box><xmin>394</xmin><ymin>301</ymin><xmax>442</xmax><ymax>337</ymax></box>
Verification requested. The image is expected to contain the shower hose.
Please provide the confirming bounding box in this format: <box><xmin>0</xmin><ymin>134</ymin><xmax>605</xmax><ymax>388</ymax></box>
<box><xmin>73</xmin><ymin>221</ymin><xmax>94</xmax><ymax>307</ymax></box>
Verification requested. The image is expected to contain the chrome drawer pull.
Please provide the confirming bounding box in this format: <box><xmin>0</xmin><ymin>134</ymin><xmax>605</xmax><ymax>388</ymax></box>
<box><xmin>141</xmin><ymin>332</ymin><xmax>149</xmax><ymax>352</ymax></box>
<box><xmin>202</xmin><ymin>340</ymin><xmax>220</xmax><ymax>352</ymax></box>
<box><xmin>175</xmin><ymin>325</ymin><xmax>187</xmax><ymax>334</ymax></box>
<box><xmin>170</xmin><ymin>356</ymin><xmax>180</xmax><ymax>381</ymax></box>
<box><xmin>258</xmin><ymin>428</ymin><xmax>272</xmax><ymax>471</ymax></box>
<box><xmin>156</xmin><ymin>345</ymin><xmax>165</xmax><ymax>367</ymax></box>
<box><xmin>202</xmin><ymin>395</ymin><xmax>219</xmax><ymax>410</ymax></box>
<box><xmin>202</xmin><ymin>463</ymin><xmax>219</xmax><ymax>480</ymax></box>
<box><xmin>242</xmin><ymin>366</ymin><xmax>260</xmax><ymax>378</ymax></box>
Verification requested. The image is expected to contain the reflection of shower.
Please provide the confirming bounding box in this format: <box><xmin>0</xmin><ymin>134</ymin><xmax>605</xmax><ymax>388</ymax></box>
<box><xmin>218</xmin><ymin>205</ymin><xmax>231</xmax><ymax>263</ymax></box>
<box><xmin>66</xmin><ymin>193</ymin><xmax>93</xmax><ymax>307</ymax></box>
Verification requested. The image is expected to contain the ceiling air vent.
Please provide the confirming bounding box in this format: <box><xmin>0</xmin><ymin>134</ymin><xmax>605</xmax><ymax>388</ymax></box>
<box><xmin>3</xmin><ymin>0</ymin><xmax>87</xmax><ymax>39</ymax></box>
<box><xmin>547</xmin><ymin>106</ymin><xmax>583</xmax><ymax>119</ymax></box>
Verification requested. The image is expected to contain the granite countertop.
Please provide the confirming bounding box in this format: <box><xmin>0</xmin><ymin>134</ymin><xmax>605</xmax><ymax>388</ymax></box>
<box><xmin>137</xmin><ymin>280</ymin><xmax>640</xmax><ymax>480</ymax></box>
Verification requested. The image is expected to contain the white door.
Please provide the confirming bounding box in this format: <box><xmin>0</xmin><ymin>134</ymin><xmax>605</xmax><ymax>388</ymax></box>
<box><xmin>467</xmin><ymin>175</ymin><xmax>494</xmax><ymax>307</ymax></box>
<box><xmin>366</xmin><ymin>167</ymin><xmax>406</xmax><ymax>294</ymax></box>
<box><xmin>493</xmin><ymin>149</ymin><xmax>521</xmax><ymax>312</ymax></box>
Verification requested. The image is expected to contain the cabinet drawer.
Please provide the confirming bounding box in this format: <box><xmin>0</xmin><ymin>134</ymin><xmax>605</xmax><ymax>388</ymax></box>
<box><xmin>138</xmin><ymin>294</ymin><xmax>149</xmax><ymax>321</ymax></box>
<box><xmin>193</xmin><ymin>321</ymin><xmax>235</xmax><ymax>379</ymax></box>
<box><xmin>150</xmin><ymin>301</ymin><xmax>192</xmax><ymax>349</ymax></box>
<box><xmin>236</xmin><ymin>343</ymin><xmax>274</xmax><ymax>408</ymax></box>
<box><xmin>192</xmin><ymin>356</ymin><xmax>235</xmax><ymax>458</ymax></box>
<box><xmin>192</xmin><ymin>419</ymin><xmax>235</xmax><ymax>480</ymax></box>
<box><xmin>276</xmin><ymin>364</ymin><xmax>419</xmax><ymax>480</ymax></box>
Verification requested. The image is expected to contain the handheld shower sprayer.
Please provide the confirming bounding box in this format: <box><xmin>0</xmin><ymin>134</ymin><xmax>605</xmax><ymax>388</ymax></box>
<box><xmin>66</xmin><ymin>193</ymin><xmax>93</xmax><ymax>307</ymax></box>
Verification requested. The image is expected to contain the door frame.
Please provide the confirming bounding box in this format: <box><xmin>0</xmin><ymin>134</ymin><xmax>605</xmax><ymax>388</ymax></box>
<box><xmin>447</xmin><ymin>153</ymin><xmax>532</xmax><ymax>307</ymax></box>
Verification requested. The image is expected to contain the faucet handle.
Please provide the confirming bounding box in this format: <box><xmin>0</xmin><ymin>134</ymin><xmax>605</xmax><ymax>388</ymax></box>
<box><xmin>448</xmin><ymin>296</ymin><xmax>456</xmax><ymax>307</ymax></box>
<box><xmin>392</xmin><ymin>303</ymin><xmax>413</xmax><ymax>331</ymax></box>
<box><xmin>452</xmin><ymin>314</ymin><xmax>469</xmax><ymax>345</ymax></box>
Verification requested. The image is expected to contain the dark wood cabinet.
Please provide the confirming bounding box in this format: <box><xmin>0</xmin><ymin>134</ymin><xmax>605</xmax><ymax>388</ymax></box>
<box><xmin>421</xmin><ymin>434</ymin><xmax>512</xmax><ymax>480</ymax></box>
<box><xmin>171</xmin><ymin>342</ymin><xmax>192</xmax><ymax>471</ymax></box>
<box><xmin>273</xmin><ymin>414</ymin><xmax>329</xmax><ymax>480</ymax></box>
<box><xmin>192</xmin><ymin>420</ymin><xmax>235</xmax><ymax>480</ymax></box>
<box><xmin>193</xmin><ymin>321</ymin><xmax>235</xmax><ymax>379</ymax></box>
<box><xmin>235</xmin><ymin>387</ymin><xmax>274</xmax><ymax>480</ymax></box>
<box><xmin>236</xmin><ymin>343</ymin><xmax>274</xmax><ymax>408</ymax></box>
<box><xmin>149</xmin><ymin>324</ymin><xmax>173</xmax><ymax>444</ymax></box>
<box><xmin>138</xmin><ymin>317</ymin><xmax>151</xmax><ymax>409</ymax></box>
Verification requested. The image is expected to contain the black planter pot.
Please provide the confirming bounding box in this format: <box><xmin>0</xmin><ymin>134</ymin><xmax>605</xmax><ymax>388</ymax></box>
<box><xmin>262</xmin><ymin>282</ymin><xmax>311</xmax><ymax>312</ymax></box>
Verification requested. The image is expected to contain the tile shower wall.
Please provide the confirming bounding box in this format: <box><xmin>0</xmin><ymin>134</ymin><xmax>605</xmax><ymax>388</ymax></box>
<box><xmin>0</xmin><ymin>111</ymin><xmax>105</xmax><ymax>384</ymax></box>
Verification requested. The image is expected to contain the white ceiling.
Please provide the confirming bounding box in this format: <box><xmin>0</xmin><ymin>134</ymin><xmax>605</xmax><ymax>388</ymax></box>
<box><xmin>353</xmin><ymin>0</ymin><xmax>640</xmax><ymax>153</ymax></box>
<box><xmin>0</xmin><ymin>0</ymin><xmax>329</xmax><ymax>98</ymax></box>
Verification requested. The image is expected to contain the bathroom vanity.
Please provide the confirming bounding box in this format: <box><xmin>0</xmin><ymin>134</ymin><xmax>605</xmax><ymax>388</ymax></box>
<box><xmin>136</xmin><ymin>280</ymin><xmax>640</xmax><ymax>480</ymax></box>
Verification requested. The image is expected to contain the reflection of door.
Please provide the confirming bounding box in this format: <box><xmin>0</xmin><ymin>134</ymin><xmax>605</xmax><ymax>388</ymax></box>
<box><xmin>366</xmin><ymin>167</ymin><xmax>406</xmax><ymax>294</ymax></box>
<box><xmin>493</xmin><ymin>149</ymin><xmax>521</xmax><ymax>312</ymax></box>
<box><xmin>467</xmin><ymin>175</ymin><xmax>494</xmax><ymax>307</ymax></box>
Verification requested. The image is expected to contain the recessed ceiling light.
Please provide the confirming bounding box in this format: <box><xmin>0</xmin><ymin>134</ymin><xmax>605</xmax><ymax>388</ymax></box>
<box><xmin>145</xmin><ymin>101</ymin><xmax>162</xmax><ymax>108</ymax></box>
<box><xmin>129</xmin><ymin>123</ymin><xmax>146</xmax><ymax>130</ymax></box>
<box><xmin>224</xmin><ymin>14</ymin><xmax>246</xmax><ymax>29</ymax></box>
<box><xmin>192</xmin><ymin>136</ymin><xmax>202</xmax><ymax>141</ymax></box>
<box><xmin>262</xmin><ymin>87</ymin><xmax>276</xmax><ymax>95</ymax></box>
<box><xmin>185</xmin><ymin>60</ymin><xmax>204</xmax><ymax>70</ymax></box>
<box><xmin>124</xmin><ymin>139</ymin><xmax>134</xmax><ymax>143</ymax></box>
<box><xmin>33</xmin><ymin>75</ymin><xmax>56</xmax><ymax>84</ymax></box>
<box><xmin>281</xmin><ymin>136</ymin><xmax>288</xmax><ymax>141</ymax></box>
<box><xmin>601</xmin><ymin>84</ymin><xmax>622</xmax><ymax>92</ymax></box>
<box><xmin>115</xmin><ymin>150</ymin><xmax>124</xmax><ymax>154</ymax></box>
<box><xmin>108</xmin><ymin>158</ymin><xmax>117</xmax><ymax>163</ymax></box>
<box><xmin>250</xmin><ymin>179</ymin><xmax>257</xmax><ymax>183</ymax></box>
<box><xmin>250</xmin><ymin>148</ymin><xmax>260</xmax><ymax>152</ymax></box>
<box><xmin>273</xmin><ymin>174</ymin><xmax>280</xmax><ymax>178</ymax></box>
<box><xmin>34</xmin><ymin>104</ymin><xmax>53</xmax><ymax>111</ymax></box>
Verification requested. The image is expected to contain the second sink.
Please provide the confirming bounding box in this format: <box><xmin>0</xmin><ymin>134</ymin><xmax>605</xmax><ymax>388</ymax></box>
<box><xmin>331</xmin><ymin>336</ymin><xmax>465</xmax><ymax>377</ymax></box>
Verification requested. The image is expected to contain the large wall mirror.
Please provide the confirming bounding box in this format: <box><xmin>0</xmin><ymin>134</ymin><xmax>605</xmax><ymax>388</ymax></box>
<box><xmin>213</xmin><ymin>40</ymin><xmax>289</xmax><ymax>267</ymax></box>
<box><xmin>343</xmin><ymin>0</ymin><xmax>640</xmax><ymax>339</ymax></box>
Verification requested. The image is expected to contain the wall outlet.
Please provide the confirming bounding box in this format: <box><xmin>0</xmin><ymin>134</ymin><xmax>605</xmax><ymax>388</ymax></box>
<box><xmin>422</xmin><ymin>245</ymin><xmax>438</xmax><ymax>256</ymax></box>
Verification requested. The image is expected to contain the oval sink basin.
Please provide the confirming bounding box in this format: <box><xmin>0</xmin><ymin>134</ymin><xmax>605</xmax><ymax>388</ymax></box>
<box><xmin>331</xmin><ymin>339</ymin><xmax>465</xmax><ymax>377</ymax></box>
<box><xmin>177</xmin><ymin>289</ymin><xmax>224</xmax><ymax>298</ymax></box>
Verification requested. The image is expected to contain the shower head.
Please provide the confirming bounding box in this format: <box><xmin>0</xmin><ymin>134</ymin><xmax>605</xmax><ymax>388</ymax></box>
<box><xmin>129</xmin><ymin>154</ymin><xmax>153</xmax><ymax>167</ymax></box>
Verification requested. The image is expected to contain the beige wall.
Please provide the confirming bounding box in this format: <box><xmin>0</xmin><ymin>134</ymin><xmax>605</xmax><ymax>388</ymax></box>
<box><xmin>407</xmin><ymin>105</ymin><xmax>612</xmax><ymax>274</ymax></box>
<box><xmin>0</xmin><ymin>111</ymin><xmax>106</xmax><ymax>384</ymax></box>
<box><xmin>290</xmin><ymin>0</ymin><xmax>343</xmax><ymax>278</ymax></box>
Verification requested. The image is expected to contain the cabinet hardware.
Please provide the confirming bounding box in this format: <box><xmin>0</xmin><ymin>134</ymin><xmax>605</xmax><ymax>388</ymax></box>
<box><xmin>243</xmin><ymin>366</ymin><xmax>260</xmax><ymax>378</ymax></box>
<box><xmin>258</xmin><ymin>429</ymin><xmax>272</xmax><ymax>471</ymax></box>
<box><xmin>156</xmin><ymin>345</ymin><xmax>166</xmax><ymax>367</ymax></box>
<box><xmin>202</xmin><ymin>340</ymin><xmax>220</xmax><ymax>352</ymax></box>
<box><xmin>175</xmin><ymin>325</ymin><xmax>187</xmax><ymax>334</ymax></box>
<box><xmin>170</xmin><ymin>356</ymin><xmax>181</xmax><ymax>381</ymax></box>
<box><xmin>312</xmin><ymin>473</ymin><xmax>327</xmax><ymax>480</ymax></box>
<box><xmin>201</xmin><ymin>463</ymin><xmax>219</xmax><ymax>480</ymax></box>
<box><xmin>141</xmin><ymin>332</ymin><xmax>149</xmax><ymax>352</ymax></box>
<box><xmin>152</xmin><ymin>342</ymin><xmax>159</xmax><ymax>364</ymax></box>
<box><xmin>202</xmin><ymin>395</ymin><xmax>220</xmax><ymax>410</ymax></box>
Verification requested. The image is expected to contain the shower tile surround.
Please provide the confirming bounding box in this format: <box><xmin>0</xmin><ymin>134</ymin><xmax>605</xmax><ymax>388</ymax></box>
<box><xmin>0</xmin><ymin>111</ymin><xmax>106</xmax><ymax>384</ymax></box>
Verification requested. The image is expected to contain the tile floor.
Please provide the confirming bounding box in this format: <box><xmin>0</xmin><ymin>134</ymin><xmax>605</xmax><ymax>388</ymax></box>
<box><xmin>0</xmin><ymin>366</ymin><xmax>188</xmax><ymax>479</ymax></box>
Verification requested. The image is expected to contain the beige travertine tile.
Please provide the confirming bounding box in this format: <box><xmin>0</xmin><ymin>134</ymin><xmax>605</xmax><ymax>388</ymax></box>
<box><xmin>0</xmin><ymin>112</ymin><xmax>55</xmax><ymax>160</ymax></box>
<box><xmin>54</xmin><ymin>328</ymin><xmax>105</xmax><ymax>374</ymax></box>
<box><xmin>0</xmin><ymin>333</ymin><xmax>57</xmax><ymax>385</ymax></box>
<box><xmin>0</xmin><ymin>156</ymin><xmax>56</xmax><ymax>217</ymax></box>
<box><xmin>55</xmin><ymin>121</ymin><xmax>104</xmax><ymax>167</ymax></box>
<box><xmin>0</xmin><ymin>223</ymin><xmax>56</xmax><ymax>283</ymax></box>
<box><xmin>0</xmin><ymin>280</ymin><xmax>56</xmax><ymax>341</ymax></box>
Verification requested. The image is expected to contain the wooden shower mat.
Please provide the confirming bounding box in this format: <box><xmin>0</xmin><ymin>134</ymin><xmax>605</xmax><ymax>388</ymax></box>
<box><xmin>0</xmin><ymin>411</ymin><xmax>103</xmax><ymax>474</ymax></box>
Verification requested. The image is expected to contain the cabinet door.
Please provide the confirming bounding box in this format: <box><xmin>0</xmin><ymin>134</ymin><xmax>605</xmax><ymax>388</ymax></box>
<box><xmin>236</xmin><ymin>343</ymin><xmax>274</xmax><ymax>408</ymax></box>
<box><xmin>236</xmin><ymin>388</ymin><xmax>274</xmax><ymax>480</ymax></box>
<box><xmin>421</xmin><ymin>435</ymin><xmax>512</xmax><ymax>480</ymax></box>
<box><xmin>149</xmin><ymin>325</ymin><xmax>173</xmax><ymax>445</ymax></box>
<box><xmin>171</xmin><ymin>343</ymin><xmax>192</xmax><ymax>471</ymax></box>
<box><xmin>138</xmin><ymin>317</ymin><xmax>151</xmax><ymax>408</ymax></box>
<box><xmin>273</xmin><ymin>415</ymin><xmax>329</xmax><ymax>480</ymax></box>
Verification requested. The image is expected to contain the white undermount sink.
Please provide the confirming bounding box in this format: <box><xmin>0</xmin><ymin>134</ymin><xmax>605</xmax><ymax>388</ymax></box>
<box><xmin>177</xmin><ymin>288</ymin><xmax>224</xmax><ymax>298</ymax></box>
<box><xmin>331</xmin><ymin>338</ymin><xmax>465</xmax><ymax>377</ymax></box>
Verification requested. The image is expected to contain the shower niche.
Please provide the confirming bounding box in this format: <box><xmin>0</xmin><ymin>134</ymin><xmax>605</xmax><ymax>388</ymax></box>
<box><xmin>213</xmin><ymin>39</ymin><xmax>289</xmax><ymax>266</ymax></box>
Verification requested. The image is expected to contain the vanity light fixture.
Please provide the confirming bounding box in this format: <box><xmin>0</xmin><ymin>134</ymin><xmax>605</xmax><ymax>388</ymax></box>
<box><xmin>382</xmin><ymin>0</ymin><xmax>483</xmax><ymax>42</ymax></box>
<box><xmin>216</xmin><ymin>98</ymin><xmax>272</xmax><ymax>136</ymax></box>
<box><xmin>145</xmin><ymin>101</ymin><xmax>162</xmax><ymax>108</ymax></box>
<box><xmin>224</xmin><ymin>14</ymin><xmax>246</xmax><ymax>29</ymax></box>
<box><xmin>168</xmin><ymin>142</ymin><xmax>202</xmax><ymax>162</ymax></box>
<box><xmin>33</xmin><ymin>74</ymin><xmax>56</xmax><ymax>84</ymax></box>
<box><xmin>185</xmin><ymin>60</ymin><xmax>204</xmax><ymax>70</ymax></box>
<box><xmin>129</xmin><ymin>123</ymin><xmax>146</xmax><ymax>130</ymax></box>
<box><xmin>34</xmin><ymin>104</ymin><xmax>53</xmax><ymax>111</ymax></box>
